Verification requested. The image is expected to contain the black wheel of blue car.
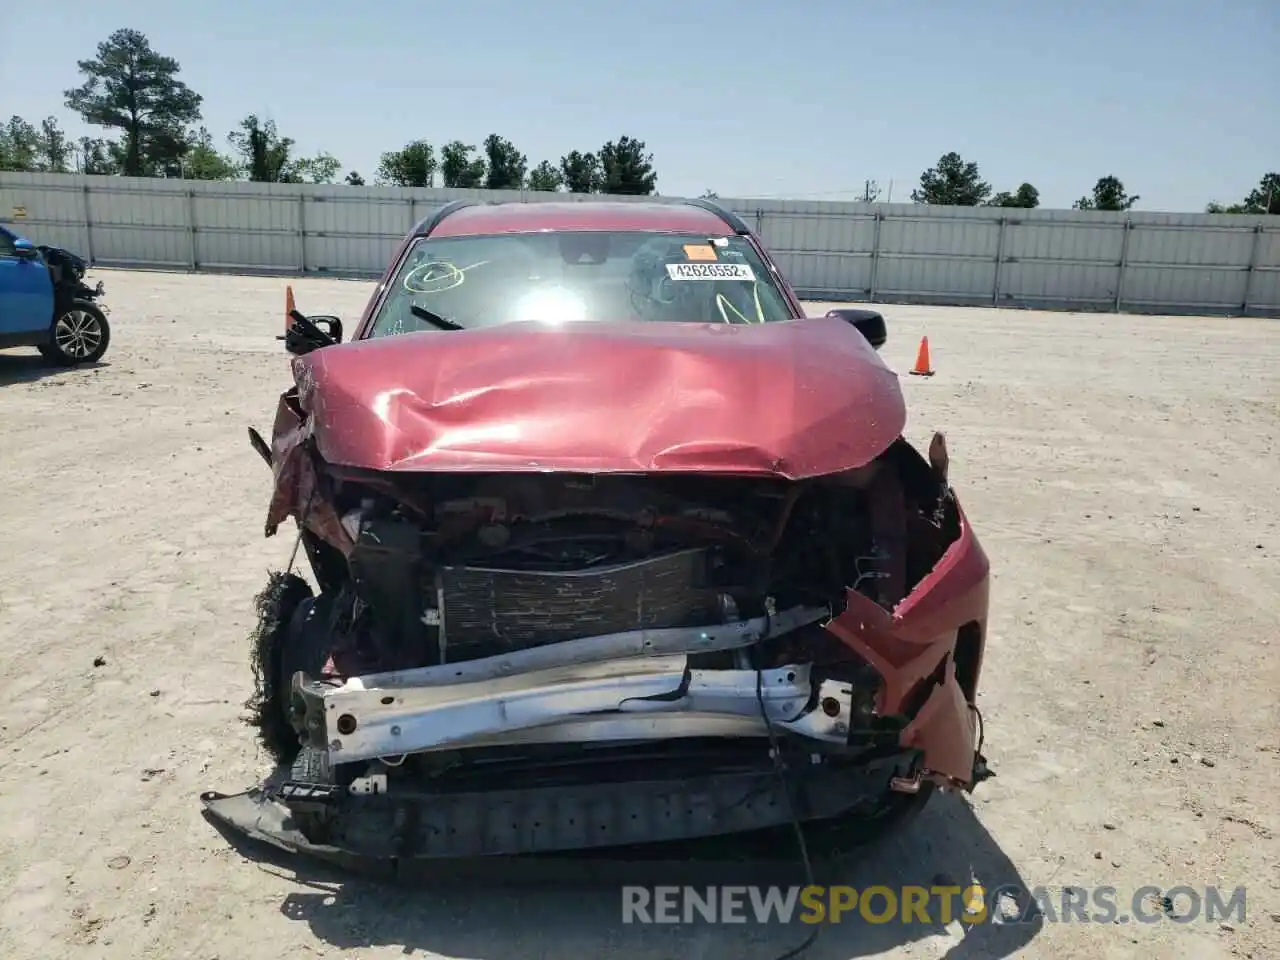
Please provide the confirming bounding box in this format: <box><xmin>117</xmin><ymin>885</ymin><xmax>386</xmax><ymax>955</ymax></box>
<box><xmin>41</xmin><ymin>300</ymin><xmax>110</xmax><ymax>365</ymax></box>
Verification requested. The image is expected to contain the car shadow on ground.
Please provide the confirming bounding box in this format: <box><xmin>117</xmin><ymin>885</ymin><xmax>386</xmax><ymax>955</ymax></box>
<box><xmin>0</xmin><ymin>353</ymin><xmax>109</xmax><ymax>386</ymax></box>
<box><xmin>205</xmin><ymin>785</ymin><xmax>1042</xmax><ymax>959</ymax></box>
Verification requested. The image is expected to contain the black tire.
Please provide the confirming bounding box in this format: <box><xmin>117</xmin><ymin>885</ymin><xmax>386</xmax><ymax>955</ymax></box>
<box><xmin>273</xmin><ymin>592</ymin><xmax>339</xmax><ymax>761</ymax></box>
<box><xmin>42</xmin><ymin>300</ymin><xmax>110</xmax><ymax>366</ymax></box>
<box><xmin>279</xmin><ymin>593</ymin><xmax>338</xmax><ymax>707</ymax></box>
<box><xmin>246</xmin><ymin>572</ymin><xmax>314</xmax><ymax>765</ymax></box>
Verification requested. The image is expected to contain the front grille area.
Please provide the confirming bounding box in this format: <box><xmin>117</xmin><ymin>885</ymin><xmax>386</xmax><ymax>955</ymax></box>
<box><xmin>437</xmin><ymin>547</ymin><xmax>720</xmax><ymax>660</ymax></box>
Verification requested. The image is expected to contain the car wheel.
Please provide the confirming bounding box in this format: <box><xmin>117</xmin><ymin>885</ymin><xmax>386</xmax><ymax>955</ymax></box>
<box><xmin>44</xmin><ymin>301</ymin><xmax>110</xmax><ymax>365</ymax></box>
<box><xmin>247</xmin><ymin>572</ymin><xmax>314</xmax><ymax>765</ymax></box>
<box><xmin>279</xmin><ymin>591</ymin><xmax>339</xmax><ymax>726</ymax></box>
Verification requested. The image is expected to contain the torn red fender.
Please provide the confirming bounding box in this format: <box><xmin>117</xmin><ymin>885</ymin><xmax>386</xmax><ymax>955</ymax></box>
<box><xmin>899</xmin><ymin>658</ymin><xmax>977</xmax><ymax>785</ymax></box>
<box><xmin>824</xmin><ymin>496</ymin><xmax>990</xmax><ymax>786</ymax></box>
<box><xmin>264</xmin><ymin>389</ymin><xmax>353</xmax><ymax>554</ymax></box>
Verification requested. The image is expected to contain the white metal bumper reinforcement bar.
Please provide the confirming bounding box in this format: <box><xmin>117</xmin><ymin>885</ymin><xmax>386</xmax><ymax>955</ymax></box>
<box><xmin>302</xmin><ymin>657</ymin><xmax>855</xmax><ymax>765</ymax></box>
<box><xmin>333</xmin><ymin>603</ymin><xmax>830</xmax><ymax>692</ymax></box>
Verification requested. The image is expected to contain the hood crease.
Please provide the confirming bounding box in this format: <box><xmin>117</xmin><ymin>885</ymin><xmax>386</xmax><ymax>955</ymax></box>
<box><xmin>294</xmin><ymin>316</ymin><xmax>905</xmax><ymax>479</ymax></box>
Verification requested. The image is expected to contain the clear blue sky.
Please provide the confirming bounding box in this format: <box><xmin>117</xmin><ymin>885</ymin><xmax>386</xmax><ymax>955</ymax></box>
<box><xmin>2</xmin><ymin>0</ymin><xmax>1275</xmax><ymax>211</ymax></box>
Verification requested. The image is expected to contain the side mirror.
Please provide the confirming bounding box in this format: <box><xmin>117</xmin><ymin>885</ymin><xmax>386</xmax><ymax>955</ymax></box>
<box><xmin>281</xmin><ymin>310</ymin><xmax>344</xmax><ymax>355</ymax></box>
<box><xmin>12</xmin><ymin>238</ymin><xmax>40</xmax><ymax>260</ymax></box>
<box><xmin>825</xmin><ymin>308</ymin><xmax>887</xmax><ymax>350</ymax></box>
<box><xmin>308</xmin><ymin>315</ymin><xmax>343</xmax><ymax>344</ymax></box>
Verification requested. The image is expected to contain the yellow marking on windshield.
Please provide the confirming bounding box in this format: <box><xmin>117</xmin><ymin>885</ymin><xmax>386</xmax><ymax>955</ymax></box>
<box><xmin>402</xmin><ymin>259</ymin><xmax>490</xmax><ymax>295</ymax></box>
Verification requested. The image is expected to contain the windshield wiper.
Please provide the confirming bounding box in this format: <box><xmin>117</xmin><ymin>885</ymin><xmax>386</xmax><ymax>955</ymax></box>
<box><xmin>410</xmin><ymin>303</ymin><xmax>464</xmax><ymax>331</ymax></box>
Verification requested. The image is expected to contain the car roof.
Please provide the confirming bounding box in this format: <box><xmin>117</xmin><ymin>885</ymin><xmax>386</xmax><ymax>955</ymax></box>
<box><xmin>420</xmin><ymin>200</ymin><xmax>739</xmax><ymax>239</ymax></box>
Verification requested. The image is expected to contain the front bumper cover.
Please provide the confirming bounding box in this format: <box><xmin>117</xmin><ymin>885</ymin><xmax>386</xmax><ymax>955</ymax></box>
<box><xmin>202</xmin><ymin>750</ymin><xmax>923</xmax><ymax>863</ymax></box>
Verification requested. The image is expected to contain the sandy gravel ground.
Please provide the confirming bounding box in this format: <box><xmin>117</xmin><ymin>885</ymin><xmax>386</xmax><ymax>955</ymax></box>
<box><xmin>0</xmin><ymin>270</ymin><xmax>1276</xmax><ymax>960</ymax></box>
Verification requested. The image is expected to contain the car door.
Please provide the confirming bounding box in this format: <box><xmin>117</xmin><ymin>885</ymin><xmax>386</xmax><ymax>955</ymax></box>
<box><xmin>0</xmin><ymin>225</ymin><xmax>55</xmax><ymax>343</ymax></box>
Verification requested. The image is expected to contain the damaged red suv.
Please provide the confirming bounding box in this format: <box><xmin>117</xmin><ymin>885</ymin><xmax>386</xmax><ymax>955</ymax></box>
<box><xmin>204</xmin><ymin>199</ymin><xmax>991</xmax><ymax>864</ymax></box>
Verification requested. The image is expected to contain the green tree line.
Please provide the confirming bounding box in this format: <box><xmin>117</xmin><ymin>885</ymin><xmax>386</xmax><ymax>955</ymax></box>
<box><xmin>0</xmin><ymin>28</ymin><xmax>658</xmax><ymax>195</ymax></box>
<box><xmin>908</xmin><ymin>150</ymin><xmax>1277</xmax><ymax>215</ymax></box>
<box><xmin>0</xmin><ymin>28</ymin><xmax>1274</xmax><ymax>214</ymax></box>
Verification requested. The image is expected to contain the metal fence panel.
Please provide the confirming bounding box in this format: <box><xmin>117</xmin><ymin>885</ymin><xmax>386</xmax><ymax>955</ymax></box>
<box><xmin>1</xmin><ymin>172</ymin><xmax>1276</xmax><ymax>316</ymax></box>
<box><xmin>748</xmin><ymin>201</ymin><xmax>878</xmax><ymax>297</ymax></box>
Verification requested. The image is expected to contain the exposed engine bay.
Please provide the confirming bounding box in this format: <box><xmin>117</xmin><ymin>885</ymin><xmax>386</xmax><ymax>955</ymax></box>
<box><xmin>220</xmin><ymin>412</ymin><xmax>990</xmax><ymax>861</ymax></box>
<box><xmin>295</xmin><ymin>435</ymin><xmax>958</xmax><ymax>674</ymax></box>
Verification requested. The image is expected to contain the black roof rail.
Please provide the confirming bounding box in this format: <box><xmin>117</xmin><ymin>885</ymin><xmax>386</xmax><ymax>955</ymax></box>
<box><xmin>412</xmin><ymin>199</ymin><xmax>480</xmax><ymax>238</ymax></box>
<box><xmin>682</xmin><ymin>197</ymin><xmax>752</xmax><ymax>235</ymax></box>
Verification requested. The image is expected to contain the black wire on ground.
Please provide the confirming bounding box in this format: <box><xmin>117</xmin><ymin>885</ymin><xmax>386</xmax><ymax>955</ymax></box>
<box><xmin>755</xmin><ymin>654</ymin><xmax>821</xmax><ymax>960</ymax></box>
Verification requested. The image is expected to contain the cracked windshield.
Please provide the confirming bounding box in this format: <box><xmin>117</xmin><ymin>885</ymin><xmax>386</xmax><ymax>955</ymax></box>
<box><xmin>368</xmin><ymin>231</ymin><xmax>794</xmax><ymax>335</ymax></box>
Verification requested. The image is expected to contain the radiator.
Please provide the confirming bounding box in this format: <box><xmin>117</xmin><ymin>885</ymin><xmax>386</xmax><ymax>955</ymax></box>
<box><xmin>437</xmin><ymin>547</ymin><xmax>720</xmax><ymax>660</ymax></box>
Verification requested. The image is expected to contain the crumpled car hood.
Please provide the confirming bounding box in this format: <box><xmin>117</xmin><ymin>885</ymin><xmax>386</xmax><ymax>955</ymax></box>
<box><xmin>292</xmin><ymin>316</ymin><xmax>906</xmax><ymax>479</ymax></box>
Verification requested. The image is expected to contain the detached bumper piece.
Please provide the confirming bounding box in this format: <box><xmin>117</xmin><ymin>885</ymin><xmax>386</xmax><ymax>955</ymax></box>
<box><xmin>201</xmin><ymin>753</ymin><xmax>919</xmax><ymax>862</ymax></box>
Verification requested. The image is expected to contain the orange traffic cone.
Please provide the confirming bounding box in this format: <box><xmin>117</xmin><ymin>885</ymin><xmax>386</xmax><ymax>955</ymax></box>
<box><xmin>909</xmin><ymin>336</ymin><xmax>934</xmax><ymax>377</ymax></box>
<box><xmin>285</xmin><ymin>285</ymin><xmax>296</xmax><ymax>333</ymax></box>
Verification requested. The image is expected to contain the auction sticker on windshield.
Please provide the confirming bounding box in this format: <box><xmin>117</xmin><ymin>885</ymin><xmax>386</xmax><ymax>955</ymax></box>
<box><xmin>666</xmin><ymin>263</ymin><xmax>756</xmax><ymax>281</ymax></box>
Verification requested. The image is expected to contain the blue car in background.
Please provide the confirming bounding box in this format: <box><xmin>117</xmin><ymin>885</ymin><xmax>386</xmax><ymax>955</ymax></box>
<box><xmin>0</xmin><ymin>223</ymin><xmax>111</xmax><ymax>365</ymax></box>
